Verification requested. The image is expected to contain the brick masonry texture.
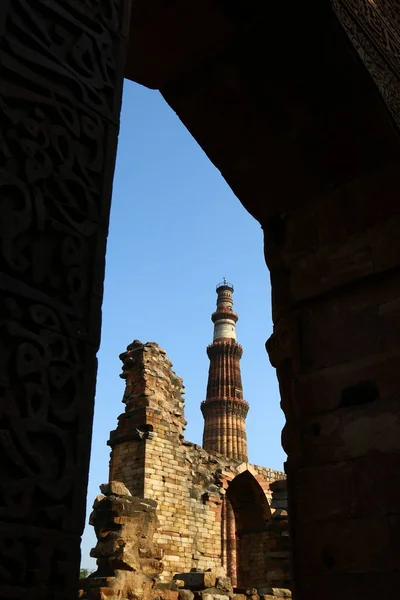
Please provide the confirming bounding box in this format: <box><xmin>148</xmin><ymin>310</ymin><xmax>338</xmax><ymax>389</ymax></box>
<box><xmin>107</xmin><ymin>341</ymin><xmax>285</xmax><ymax>583</ymax></box>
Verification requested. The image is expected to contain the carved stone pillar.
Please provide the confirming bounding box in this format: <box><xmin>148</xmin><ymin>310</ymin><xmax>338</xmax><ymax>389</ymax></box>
<box><xmin>332</xmin><ymin>0</ymin><xmax>400</xmax><ymax>129</ymax></box>
<box><xmin>0</xmin><ymin>1</ymin><xmax>130</xmax><ymax>597</ymax></box>
<box><xmin>265</xmin><ymin>153</ymin><xmax>400</xmax><ymax>598</ymax></box>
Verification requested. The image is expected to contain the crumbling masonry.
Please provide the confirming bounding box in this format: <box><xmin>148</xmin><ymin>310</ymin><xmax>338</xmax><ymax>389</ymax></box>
<box><xmin>95</xmin><ymin>283</ymin><xmax>287</xmax><ymax>592</ymax></box>
<box><xmin>2</xmin><ymin>1</ymin><xmax>400</xmax><ymax>597</ymax></box>
<box><xmin>80</xmin><ymin>479</ymin><xmax>290</xmax><ymax>600</ymax></box>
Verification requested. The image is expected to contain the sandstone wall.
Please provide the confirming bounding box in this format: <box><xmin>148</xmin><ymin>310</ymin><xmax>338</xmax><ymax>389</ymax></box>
<box><xmin>108</xmin><ymin>341</ymin><xmax>285</xmax><ymax>582</ymax></box>
<box><xmin>239</xmin><ymin>531</ymin><xmax>270</xmax><ymax>588</ymax></box>
<box><xmin>80</xmin><ymin>481</ymin><xmax>164</xmax><ymax>600</ymax></box>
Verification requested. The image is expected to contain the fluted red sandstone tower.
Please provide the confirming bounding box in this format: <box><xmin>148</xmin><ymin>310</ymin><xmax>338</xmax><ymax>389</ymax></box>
<box><xmin>201</xmin><ymin>281</ymin><xmax>249</xmax><ymax>585</ymax></box>
<box><xmin>201</xmin><ymin>280</ymin><xmax>249</xmax><ymax>461</ymax></box>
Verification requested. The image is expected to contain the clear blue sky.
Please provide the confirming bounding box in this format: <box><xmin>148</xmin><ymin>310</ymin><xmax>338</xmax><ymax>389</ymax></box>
<box><xmin>81</xmin><ymin>80</ymin><xmax>286</xmax><ymax>568</ymax></box>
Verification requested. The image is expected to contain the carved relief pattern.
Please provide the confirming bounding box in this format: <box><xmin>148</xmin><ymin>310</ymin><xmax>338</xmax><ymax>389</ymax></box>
<box><xmin>0</xmin><ymin>521</ymin><xmax>81</xmax><ymax>599</ymax></box>
<box><xmin>332</xmin><ymin>0</ymin><xmax>400</xmax><ymax>127</ymax></box>
<box><xmin>0</xmin><ymin>0</ymin><xmax>129</xmax><ymax>595</ymax></box>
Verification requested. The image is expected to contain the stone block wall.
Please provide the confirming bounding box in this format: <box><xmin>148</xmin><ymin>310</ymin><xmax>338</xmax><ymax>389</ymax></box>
<box><xmin>264</xmin><ymin>481</ymin><xmax>290</xmax><ymax>589</ymax></box>
<box><xmin>80</xmin><ymin>481</ymin><xmax>164</xmax><ymax>600</ymax></box>
<box><xmin>239</xmin><ymin>532</ymin><xmax>270</xmax><ymax>588</ymax></box>
<box><xmin>107</xmin><ymin>341</ymin><xmax>285</xmax><ymax>582</ymax></box>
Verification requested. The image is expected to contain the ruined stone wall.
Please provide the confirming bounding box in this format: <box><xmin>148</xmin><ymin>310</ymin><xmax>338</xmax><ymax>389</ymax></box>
<box><xmin>239</xmin><ymin>531</ymin><xmax>270</xmax><ymax>588</ymax></box>
<box><xmin>80</xmin><ymin>481</ymin><xmax>163</xmax><ymax>600</ymax></box>
<box><xmin>108</xmin><ymin>341</ymin><xmax>285</xmax><ymax>582</ymax></box>
<box><xmin>82</xmin><ymin>480</ymin><xmax>291</xmax><ymax>600</ymax></box>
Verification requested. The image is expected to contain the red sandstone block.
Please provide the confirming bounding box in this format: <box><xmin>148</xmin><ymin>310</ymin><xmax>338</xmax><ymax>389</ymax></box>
<box><xmin>282</xmin><ymin>181</ymin><xmax>400</xmax><ymax>302</ymax></box>
<box><xmin>379</xmin><ymin>296</ymin><xmax>400</xmax><ymax>351</ymax></box>
<box><xmin>353</xmin><ymin>452</ymin><xmax>400</xmax><ymax>517</ymax></box>
<box><xmin>295</xmin><ymin>572</ymin><xmax>397</xmax><ymax>600</ymax></box>
<box><xmin>313</xmin><ymin>188</ymin><xmax>349</xmax><ymax>245</ymax></box>
<box><xmin>388</xmin><ymin>515</ymin><xmax>400</xmax><ymax>570</ymax></box>
<box><xmin>345</xmin><ymin>163</ymin><xmax>400</xmax><ymax>233</ymax></box>
<box><xmin>294</xmin><ymin>348</ymin><xmax>400</xmax><ymax>416</ymax></box>
<box><xmin>290</xmin><ymin>462</ymin><xmax>357</xmax><ymax>523</ymax></box>
<box><xmin>300</xmin><ymin>398</ymin><xmax>400</xmax><ymax>466</ymax></box>
<box><xmin>291</xmin><ymin>236</ymin><xmax>375</xmax><ymax>302</ymax></box>
<box><xmin>285</xmin><ymin>202</ymin><xmax>320</xmax><ymax>254</ymax></box>
<box><xmin>373</xmin><ymin>216</ymin><xmax>400</xmax><ymax>273</ymax></box>
<box><xmin>297</xmin><ymin>299</ymin><xmax>380</xmax><ymax>373</ymax></box>
<box><xmin>294</xmin><ymin>516</ymin><xmax>392</xmax><ymax>575</ymax></box>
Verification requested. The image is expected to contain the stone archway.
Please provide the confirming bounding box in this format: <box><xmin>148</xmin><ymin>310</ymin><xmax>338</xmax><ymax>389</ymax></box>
<box><xmin>226</xmin><ymin>470</ymin><xmax>272</xmax><ymax>588</ymax></box>
<box><xmin>1</xmin><ymin>1</ymin><xmax>400</xmax><ymax>599</ymax></box>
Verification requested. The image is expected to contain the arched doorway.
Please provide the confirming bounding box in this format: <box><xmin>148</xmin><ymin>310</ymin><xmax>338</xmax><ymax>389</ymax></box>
<box><xmin>225</xmin><ymin>470</ymin><xmax>272</xmax><ymax>588</ymax></box>
<box><xmin>1</xmin><ymin>2</ymin><xmax>400</xmax><ymax>598</ymax></box>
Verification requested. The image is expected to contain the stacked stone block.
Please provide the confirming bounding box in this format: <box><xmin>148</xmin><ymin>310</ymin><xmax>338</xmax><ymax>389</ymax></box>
<box><xmin>264</xmin><ymin>481</ymin><xmax>290</xmax><ymax>589</ymax></box>
<box><xmin>79</xmin><ymin>481</ymin><xmax>163</xmax><ymax>600</ymax></box>
<box><xmin>170</xmin><ymin>571</ymin><xmax>291</xmax><ymax>600</ymax></box>
<box><xmin>108</xmin><ymin>341</ymin><xmax>285</xmax><ymax>582</ymax></box>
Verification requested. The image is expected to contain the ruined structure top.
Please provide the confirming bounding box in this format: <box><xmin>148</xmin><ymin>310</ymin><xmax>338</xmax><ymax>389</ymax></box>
<box><xmin>201</xmin><ymin>282</ymin><xmax>249</xmax><ymax>461</ymax></box>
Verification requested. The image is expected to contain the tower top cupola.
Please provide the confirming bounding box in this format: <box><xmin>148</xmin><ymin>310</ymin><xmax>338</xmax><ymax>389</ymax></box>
<box><xmin>212</xmin><ymin>279</ymin><xmax>239</xmax><ymax>342</ymax></box>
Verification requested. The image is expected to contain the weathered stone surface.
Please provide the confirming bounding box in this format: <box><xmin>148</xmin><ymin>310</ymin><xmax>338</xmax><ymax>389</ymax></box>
<box><xmin>354</xmin><ymin>452</ymin><xmax>400</xmax><ymax>517</ymax></box>
<box><xmin>174</xmin><ymin>572</ymin><xmax>217</xmax><ymax>590</ymax></box>
<box><xmin>295</xmin><ymin>573</ymin><xmax>397</xmax><ymax>600</ymax></box>
<box><xmin>179</xmin><ymin>589</ymin><xmax>195</xmax><ymax>600</ymax></box>
<box><xmin>100</xmin><ymin>481</ymin><xmax>132</xmax><ymax>497</ymax></box>
<box><xmin>210</xmin><ymin>567</ymin><xmax>227</xmax><ymax>578</ymax></box>
<box><xmin>294</xmin><ymin>347</ymin><xmax>400</xmax><ymax>417</ymax></box>
<box><xmin>1</xmin><ymin>0</ymin><xmax>400</xmax><ymax>598</ymax></box>
<box><xmin>290</xmin><ymin>463</ymin><xmax>358</xmax><ymax>524</ymax></box>
<box><xmin>156</xmin><ymin>591</ymin><xmax>179</xmax><ymax>600</ymax></box>
<box><xmin>93</xmin><ymin>495</ymin><xmax>107</xmax><ymax>508</ymax></box>
<box><xmin>295</xmin><ymin>516</ymin><xmax>392</xmax><ymax>575</ymax></box>
<box><xmin>201</xmin><ymin>593</ymin><xmax>230</xmax><ymax>600</ymax></box>
<box><xmin>0</xmin><ymin>0</ymin><xmax>130</xmax><ymax>595</ymax></box>
<box><xmin>301</xmin><ymin>399</ymin><xmax>400</xmax><ymax>467</ymax></box>
<box><xmin>109</xmin><ymin>341</ymin><xmax>285</xmax><ymax>583</ymax></box>
<box><xmin>259</xmin><ymin>590</ymin><xmax>291</xmax><ymax>598</ymax></box>
<box><xmin>216</xmin><ymin>577</ymin><xmax>233</xmax><ymax>593</ymax></box>
<box><xmin>80</xmin><ymin>484</ymin><xmax>163</xmax><ymax>600</ymax></box>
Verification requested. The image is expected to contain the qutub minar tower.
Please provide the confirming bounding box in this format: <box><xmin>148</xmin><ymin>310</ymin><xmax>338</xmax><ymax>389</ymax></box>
<box><xmin>201</xmin><ymin>280</ymin><xmax>249</xmax><ymax>584</ymax></box>
<box><xmin>201</xmin><ymin>279</ymin><xmax>249</xmax><ymax>461</ymax></box>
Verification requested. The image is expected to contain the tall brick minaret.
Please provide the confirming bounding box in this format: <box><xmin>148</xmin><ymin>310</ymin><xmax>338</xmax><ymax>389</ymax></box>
<box><xmin>201</xmin><ymin>280</ymin><xmax>249</xmax><ymax>461</ymax></box>
<box><xmin>201</xmin><ymin>280</ymin><xmax>250</xmax><ymax>585</ymax></box>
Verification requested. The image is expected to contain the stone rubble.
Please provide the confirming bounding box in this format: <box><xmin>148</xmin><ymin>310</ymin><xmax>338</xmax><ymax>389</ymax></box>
<box><xmin>79</xmin><ymin>483</ymin><xmax>292</xmax><ymax>600</ymax></box>
<box><xmin>108</xmin><ymin>341</ymin><xmax>285</xmax><ymax>581</ymax></box>
<box><xmin>79</xmin><ymin>482</ymin><xmax>163</xmax><ymax>600</ymax></box>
